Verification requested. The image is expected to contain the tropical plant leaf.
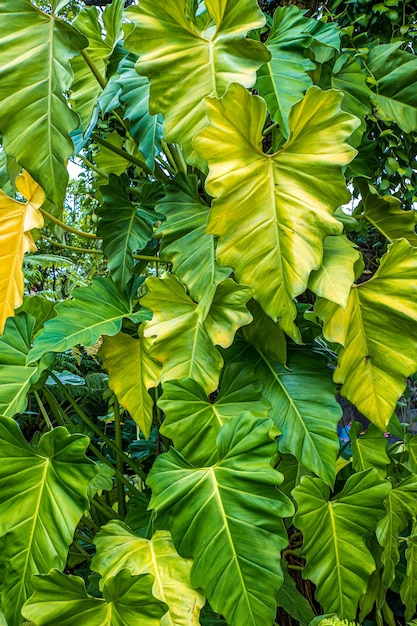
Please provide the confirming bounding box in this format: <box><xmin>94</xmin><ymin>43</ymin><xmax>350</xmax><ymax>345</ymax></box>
<box><xmin>367</xmin><ymin>43</ymin><xmax>417</xmax><ymax>133</ymax></box>
<box><xmin>0</xmin><ymin>170</ymin><xmax>45</xmax><ymax>333</ymax></box>
<box><xmin>242</xmin><ymin>299</ymin><xmax>287</xmax><ymax>365</ymax></box>
<box><xmin>0</xmin><ymin>418</ymin><xmax>97</xmax><ymax>626</ymax></box>
<box><xmin>194</xmin><ymin>84</ymin><xmax>358</xmax><ymax>341</ymax></box>
<box><xmin>308</xmin><ymin>235</ymin><xmax>360</xmax><ymax>308</ymax></box>
<box><xmin>157</xmin><ymin>173</ymin><xmax>230</xmax><ymax>303</ymax></box>
<box><xmin>256</xmin><ymin>6</ymin><xmax>315</xmax><ymax>138</ymax></box>
<box><xmin>158</xmin><ymin>362</ymin><xmax>270</xmax><ymax>465</ymax></box>
<box><xmin>116</xmin><ymin>55</ymin><xmax>163</xmax><ymax>169</ymax></box>
<box><xmin>147</xmin><ymin>415</ymin><xmax>294</xmax><ymax>626</ymax></box>
<box><xmin>358</xmin><ymin>178</ymin><xmax>417</xmax><ymax>245</ymax></box>
<box><xmin>97</xmin><ymin>174</ymin><xmax>158</xmax><ymax>289</ymax></box>
<box><xmin>22</xmin><ymin>569</ymin><xmax>168</xmax><ymax>626</ymax></box>
<box><xmin>92</xmin><ymin>522</ymin><xmax>205</xmax><ymax>626</ymax></box>
<box><xmin>99</xmin><ymin>329</ymin><xmax>161</xmax><ymax>438</ymax></box>
<box><xmin>0</xmin><ymin>0</ymin><xmax>87</xmax><ymax>207</ymax></box>
<box><xmin>142</xmin><ymin>273</ymin><xmax>252</xmax><ymax>394</ymax></box>
<box><xmin>28</xmin><ymin>277</ymin><xmax>136</xmax><ymax>364</ymax></box>
<box><xmin>401</xmin><ymin>527</ymin><xmax>417</xmax><ymax>622</ymax></box>
<box><xmin>293</xmin><ymin>470</ymin><xmax>391</xmax><ymax>619</ymax></box>
<box><xmin>124</xmin><ymin>0</ymin><xmax>269</xmax><ymax>159</ymax></box>
<box><xmin>315</xmin><ymin>238</ymin><xmax>417</xmax><ymax>429</ymax></box>
<box><xmin>94</xmin><ymin>131</ymin><xmax>131</xmax><ymax>182</ymax></box>
<box><xmin>17</xmin><ymin>295</ymin><xmax>57</xmax><ymax>336</ymax></box>
<box><xmin>349</xmin><ymin>422</ymin><xmax>390</xmax><ymax>478</ymax></box>
<box><xmin>277</xmin><ymin>560</ymin><xmax>315</xmax><ymax>626</ymax></box>
<box><xmin>376</xmin><ymin>475</ymin><xmax>417</xmax><ymax>590</ymax></box>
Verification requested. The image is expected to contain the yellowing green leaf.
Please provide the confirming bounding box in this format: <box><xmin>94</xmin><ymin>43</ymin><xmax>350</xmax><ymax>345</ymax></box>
<box><xmin>316</xmin><ymin>238</ymin><xmax>417</xmax><ymax>429</ymax></box>
<box><xmin>349</xmin><ymin>422</ymin><xmax>389</xmax><ymax>478</ymax></box>
<box><xmin>100</xmin><ymin>330</ymin><xmax>161</xmax><ymax>438</ymax></box>
<box><xmin>93</xmin><ymin>523</ymin><xmax>205</xmax><ymax>626</ymax></box>
<box><xmin>124</xmin><ymin>0</ymin><xmax>269</xmax><ymax>159</ymax></box>
<box><xmin>0</xmin><ymin>171</ymin><xmax>45</xmax><ymax>333</ymax></box>
<box><xmin>194</xmin><ymin>84</ymin><xmax>358</xmax><ymax>341</ymax></box>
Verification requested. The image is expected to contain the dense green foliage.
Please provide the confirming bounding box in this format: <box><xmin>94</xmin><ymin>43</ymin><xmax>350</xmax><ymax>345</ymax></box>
<box><xmin>1</xmin><ymin>0</ymin><xmax>417</xmax><ymax>624</ymax></box>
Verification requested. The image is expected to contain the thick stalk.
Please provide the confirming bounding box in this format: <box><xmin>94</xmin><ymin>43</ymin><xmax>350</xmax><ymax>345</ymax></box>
<box><xmin>34</xmin><ymin>390</ymin><xmax>53</xmax><ymax>430</ymax></box>
<box><xmin>40</xmin><ymin>208</ymin><xmax>98</xmax><ymax>239</ymax></box>
<box><xmin>113</xmin><ymin>398</ymin><xmax>127</xmax><ymax>517</ymax></box>
<box><xmin>81</xmin><ymin>49</ymin><xmax>107</xmax><ymax>90</ymax></box>
<box><xmin>42</xmin><ymin>235</ymin><xmax>162</xmax><ymax>262</ymax></box>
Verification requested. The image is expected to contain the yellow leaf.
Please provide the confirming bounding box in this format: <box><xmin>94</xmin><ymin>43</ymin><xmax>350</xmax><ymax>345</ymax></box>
<box><xmin>0</xmin><ymin>171</ymin><xmax>45</xmax><ymax>333</ymax></box>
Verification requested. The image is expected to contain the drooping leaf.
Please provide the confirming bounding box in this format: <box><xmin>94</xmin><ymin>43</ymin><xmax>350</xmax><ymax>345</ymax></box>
<box><xmin>124</xmin><ymin>0</ymin><xmax>269</xmax><ymax>159</ymax></box>
<box><xmin>358</xmin><ymin>178</ymin><xmax>417</xmax><ymax>246</ymax></box>
<box><xmin>22</xmin><ymin>569</ymin><xmax>168</xmax><ymax>626</ymax></box>
<box><xmin>376</xmin><ymin>475</ymin><xmax>417</xmax><ymax>590</ymax></box>
<box><xmin>17</xmin><ymin>295</ymin><xmax>57</xmax><ymax>336</ymax></box>
<box><xmin>0</xmin><ymin>0</ymin><xmax>87</xmax><ymax>207</ymax></box>
<box><xmin>367</xmin><ymin>43</ymin><xmax>417</xmax><ymax>133</ymax></box>
<box><xmin>0</xmin><ymin>170</ymin><xmax>45</xmax><ymax>334</ymax></box>
<box><xmin>0</xmin><ymin>418</ymin><xmax>97</xmax><ymax>626</ymax></box>
<box><xmin>28</xmin><ymin>277</ymin><xmax>135</xmax><ymax>364</ymax></box>
<box><xmin>315</xmin><ymin>238</ymin><xmax>417</xmax><ymax>429</ymax></box>
<box><xmin>147</xmin><ymin>415</ymin><xmax>294</xmax><ymax>626</ymax></box>
<box><xmin>349</xmin><ymin>422</ymin><xmax>390</xmax><ymax>478</ymax></box>
<box><xmin>92</xmin><ymin>522</ymin><xmax>205</xmax><ymax>626</ymax></box>
<box><xmin>241</xmin><ymin>299</ymin><xmax>287</xmax><ymax>365</ymax></box>
<box><xmin>256</xmin><ymin>6</ymin><xmax>315</xmax><ymax>138</ymax></box>
<box><xmin>141</xmin><ymin>273</ymin><xmax>252</xmax><ymax>394</ymax></box>
<box><xmin>401</xmin><ymin>526</ymin><xmax>417</xmax><ymax>622</ymax></box>
<box><xmin>99</xmin><ymin>329</ymin><xmax>161</xmax><ymax>438</ymax></box>
<box><xmin>277</xmin><ymin>560</ymin><xmax>315</xmax><ymax>626</ymax></box>
<box><xmin>94</xmin><ymin>131</ymin><xmax>130</xmax><ymax>182</ymax></box>
<box><xmin>194</xmin><ymin>84</ymin><xmax>358</xmax><ymax>341</ymax></box>
<box><xmin>157</xmin><ymin>173</ymin><xmax>230</xmax><ymax>303</ymax></box>
<box><xmin>97</xmin><ymin>174</ymin><xmax>158</xmax><ymax>288</ymax></box>
<box><xmin>308</xmin><ymin>235</ymin><xmax>360</xmax><ymax>308</ymax></box>
<box><xmin>158</xmin><ymin>363</ymin><xmax>270</xmax><ymax>465</ymax></box>
<box><xmin>293</xmin><ymin>470</ymin><xmax>391</xmax><ymax>619</ymax></box>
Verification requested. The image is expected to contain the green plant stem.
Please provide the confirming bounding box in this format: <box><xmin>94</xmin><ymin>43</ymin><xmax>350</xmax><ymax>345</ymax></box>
<box><xmin>41</xmin><ymin>387</ymin><xmax>66</xmax><ymax>427</ymax></box>
<box><xmin>88</xmin><ymin>441</ymin><xmax>141</xmax><ymax>497</ymax></box>
<box><xmin>74</xmin><ymin>530</ymin><xmax>94</xmax><ymax>545</ymax></box>
<box><xmin>40</xmin><ymin>208</ymin><xmax>98</xmax><ymax>239</ymax></box>
<box><xmin>48</xmin><ymin>371</ymin><xmax>147</xmax><ymax>480</ymax></box>
<box><xmin>262</xmin><ymin>121</ymin><xmax>279</xmax><ymax>136</ymax></box>
<box><xmin>42</xmin><ymin>235</ymin><xmax>163</xmax><ymax>263</ymax></box>
<box><xmin>34</xmin><ymin>390</ymin><xmax>53</xmax><ymax>430</ymax></box>
<box><xmin>287</xmin><ymin>564</ymin><xmax>304</xmax><ymax>571</ymax></box>
<box><xmin>113</xmin><ymin>398</ymin><xmax>127</xmax><ymax>518</ymax></box>
<box><xmin>91</xmin><ymin>494</ymin><xmax>122</xmax><ymax>521</ymax></box>
<box><xmin>81</xmin><ymin>49</ymin><xmax>107</xmax><ymax>90</ymax></box>
<box><xmin>77</xmin><ymin>154</ymin><xmax>107</xmax><ymax>178</ymax></box>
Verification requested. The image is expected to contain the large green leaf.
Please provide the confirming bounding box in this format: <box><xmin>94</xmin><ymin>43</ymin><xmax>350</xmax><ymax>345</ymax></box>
<box><xmin>367</xmin><ymin>43</ymin><xmax>417</xmax><ymax>133</ymax></box>
<box><xmin>315</xmin><ymin>238</ymin><xmax>417</xmax><ymax>429</ymax></box>
<box><xmin>147</xmin><ymin>415</ymin><xmax>294</xmax><ymax>626</ymax></box>
<box><xmin>376</xmin><ymin>475</ymin><xmax>417</xmax><ymax>590</ymax></box>
<box><xmin>349</xmin><ymin>422</ymin><xmax>389</xmax><ymax>478</ymax></box>
<box><xmin>0</xmin><ymin>0</ymin><xmax>87</xmax><ymax>207</ymax></box>
<box><xmin>241</xmin><ymin>299</ymin><xmax>287</xmax><ymax>365</ymax></box>
<box><xmin>277</xmin><ymin>560</ymin><xmax>315</xmax><ymax>626</ymax></box>
<box><xmin>293</xmin><ymin>470</ymin><xmax>391</xmax><ymax>619</ymax></box>
<box><xmin>28</xmin><ymin>277</ymin><xmax>135</xmax><ymax>364</ymax></box>
<box><xmin>142</xmin><ymin>273</ymin><xmax>252</xmax><ymax>394</ymax></box>
<box><xmin>22</xmin><ymin>569</ymin><xmax>168</xmax><ymax>626</ymax></box>
<box><xmin>256</xmin><ymin>6</ymin><xmax>315</xmax><ymax>138</ymax></box>
<box><xmin>92</xmin><ymin>522</ymin><xmax>205</xmax><ymax>626</ymax></box>
<box><xmin>124</xmin><ymin>0</ymin><xmax>269</xmax><ymax>158</ymax></box>
<box><xmin>99</xmin><ymin>329</ymin><xmax>161</xmax><ymax>438</ymax></box>
<box><xmin>194</xmin><ymin>84</ymin><xmax>358</xmax><ymax>341</ymax></box>
<box><xmin>97</xmin><ymin>174</ymin><xmax>158</xmax><ymax>289</ymax></box>
<box><xmin>0</xmin><ymin>418</ymin><xmax>96</xmax><ymax>625</ymax></box>
<box><xmin>157</xmin><ymin>173</ymin><xmax>230</xmax><ymax>303</ymax></box>
<box><xmin>358</xmin><ymin>178</ymin><xmax>417</xmax><ymax>245</ymax></box>
<box><xmin>401</xmin><ymin>526</ymin><xmax>417</xmax><ymax>622</ymax></box>
<box><xmin>158</xmin><ymin>363</ymin><xmax>270</xmax><ymax>465</ymax></box>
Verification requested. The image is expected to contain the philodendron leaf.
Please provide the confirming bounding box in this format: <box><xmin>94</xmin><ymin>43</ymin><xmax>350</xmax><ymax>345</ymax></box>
<box><xmin>97</xmin><ymin>174</ymin><xmax>157</xmax><ymax>289</ymax></box>
<box><xmin>277</xmin><ymin>560</ymin><xmax>315</xmax><ymax>626</ymax></box>
<box><xmin>293</xmin><ymin>470</ymin><xmax>391</xmax><ymax>620</ymax></box>
<box><xmin>0</xmin><ymin>170</ymin><xmax>45</xmax><ymax>333</ymax></box>
<box><xmin>401</xmin><ymin>525</ymin><xmax>417</xmax><ymax>622</ymax></box>
<box><xmin>358</xmin><ymin>178</ymin><xmax>417</xmax><ymax>246</ymax></box>
<box><xmin>28</xmin><ymin>277</ymin><xmax>135</xmax><ymax>364</ymax></box>
<box><xmin>256</xmin><ymin>6</ymin><xmax>315</xmax><ymax>138</ymax></box>
<box><xmin>157</xmin><ymin>173</ymin><xmax>230</xmax><ymax>303</ymax></box>
<box><xmin>99</xmin><ymin>330</ymin><xmax>161</xmax><ymax>438</ymax></box>
<box><xmin>22</xmin><ymin>569</ymin><xmax>168</xmax><ymax>626</ymax></box>
<box><xmin>124</xmin><ymin>0</ymin><xmax>269</xmax><ymax>159</ymax></box>
<box><xmin>158</xmin><ymin>363</ymin><xmax>270</xmax><ymax>465</ymax></box>
<box><xmin>349</xmin><ymin>422</ymin><xmax>389</xmax><ymax>478</ymax></box>
<box><xmin>315</xmin><ymin>238</ymin><xmax>417</xmax><ymax>429</ymax></box>
<box><xmin>367</xmin><ymin>42</ymin><xmax>417</xmax><ymax>133</ymax></box>
<box><xmin>92</xmin><ymin>522</ymin><xmax>205</xmax><ymax>626</ymax></box>
<box><xmin>141</xmin><ymin>273</ymin><xmax>252</xmax><ymax>394</ymax></box>
<box><xmin>194</xmin><ymin>84</ymin><xmax>358</xmax><ymax>341</ymax></box>
<box><xmin>376</xmin><ymin>475</ymin><xmax>417</xmax><ymax>590</ymax></box>
<box><xmin>242</xmin><ymin>299</ymin><xmax>287</xmax><ymax>365</ymax></box>
<box><xmin>308</xmin><ymin>235</ymin><xmax>360</xmax><ymax>309</ymax></box>
<box><xmin>147</xmin><ymin>415</ymin><xmax>294</xmax><ymax>626</ymax></box>
<box><xmin>0</xmin><ymin>0</ymin><xmax>87</xmax><ymax>207</ymax></box>
<box><xmin>0</xmin><ymin>418</ymin><xmax>97</xmax><ymax>626</ymax></box>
